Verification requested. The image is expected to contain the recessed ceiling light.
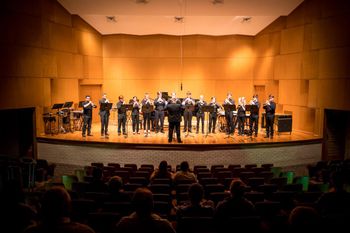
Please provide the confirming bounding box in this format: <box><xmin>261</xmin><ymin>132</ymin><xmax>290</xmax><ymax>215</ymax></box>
<box><xmin>174</xmin><ymin>16</ymin><xmax>184</xmax><ymax>23</ymax></box>
<box><xmin>106</xmin><ymin>16</ymin><xmax>117</xmax><ymax>23</ymax></box>
<box><xmin>212</xmin><ymin>0</ymin><xmax>224</xmax><ymax>4</ymax></box>
<box><xmin>135</xmin><ymin>0</ymin><xmax>149</xmax><ymax>4</ymax></box>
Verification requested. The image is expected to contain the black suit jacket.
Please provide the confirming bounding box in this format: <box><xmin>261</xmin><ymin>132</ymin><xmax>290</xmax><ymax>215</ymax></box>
<box><xmin>167</xmin><ymin>103</ymin><xmax>182</xmax><ymax>123</ymax></box>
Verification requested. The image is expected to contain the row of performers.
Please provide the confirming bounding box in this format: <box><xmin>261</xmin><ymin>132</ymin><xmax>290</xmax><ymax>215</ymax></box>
<box><xmin>81</xmin><ymin>91</ymin><xmax>276</xmax><ymax>141</ymax></box>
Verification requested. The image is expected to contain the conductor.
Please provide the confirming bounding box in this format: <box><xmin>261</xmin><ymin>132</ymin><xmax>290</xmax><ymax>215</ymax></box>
<box><xmin>166</xmin><ymin>93</ymin><xmax>182</xmax><ymax>143</ymax></box>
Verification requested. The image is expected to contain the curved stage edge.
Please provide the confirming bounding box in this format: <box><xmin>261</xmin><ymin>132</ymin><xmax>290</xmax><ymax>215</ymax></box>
<box><xmin>36</xmin><ymin>130</ymin><xmax>323</xmax><ymax>175</ymax></box>
<box><xmin>37</xmin><ymin>136</ymin><xmax>322</xmax><ymax>151</ymax></box>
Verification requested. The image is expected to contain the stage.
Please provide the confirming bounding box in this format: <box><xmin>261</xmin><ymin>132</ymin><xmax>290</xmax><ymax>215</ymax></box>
<box><xmin>37</xmin><ymin>122</ymin><xmax>321</xmax><ymax>150</ymax></box>
<box><xmin>36</xmin><ymin>122</ymin><xmax>322</xmax><ymax>176</ymax></box>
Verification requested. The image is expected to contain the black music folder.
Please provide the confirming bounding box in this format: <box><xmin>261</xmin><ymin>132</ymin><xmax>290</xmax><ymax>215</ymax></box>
<box><xmin>63</xmin><ymin>101</ymin><xmax>73</xmax><ymax>108</ymax></box>
<box><xmin>100</xmin><ymin>102</ymin><xmax>113</xmax><ymax>111</ymax></box>
<box><xmin>223</xmin><ymin>104</ymin><xmax>236</xmax><ymax>112</ymax></box>
<box><xmin>52</xmin><ymin>103</ymin><xmax>64</xmax><ymax>110</ymax></box>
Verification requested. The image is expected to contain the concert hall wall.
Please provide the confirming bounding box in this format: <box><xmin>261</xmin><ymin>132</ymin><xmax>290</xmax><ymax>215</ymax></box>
<box><xmin>0</xmin><ymin>0</ymin><xmax>349</xmax><ymax>138</ymax></box>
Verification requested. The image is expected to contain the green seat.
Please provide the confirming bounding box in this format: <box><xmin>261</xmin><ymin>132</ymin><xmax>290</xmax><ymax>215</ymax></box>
<box><xmin>62</xmin><ymin>175</ymin><xmax>77</xmax><ymax>190</ymax></box>
<box><xmin>294</xmin><ymin>176</ymin><xmax>309</xmax><ymax>191</ymax></box>
<box><xmin>282</xmin><ymin>171</ymin><xmax>294</xmax><ymax>184</ymax></box>
<box><xmin>271</xmin><ymin>167</ymin><xmax>282</xmax><ymax>178</ymax></box>
<box><xmin>75</xmin><ymin>169</ymin><xmax>85</xmax><ymax>182</ymax></box>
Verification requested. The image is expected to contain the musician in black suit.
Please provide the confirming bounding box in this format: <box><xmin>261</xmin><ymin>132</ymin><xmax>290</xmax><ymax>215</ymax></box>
<box><xmin>82</xmin><ymin>95</ymin><xmax>96</xmax><ymax>137</ymax></box>
<box><xmin>249</xmin><ymin>94</ymin><xmax>260</xmax><ymax>137</ymax></box>
<box><xmin>223</xmin><ymin>92</ymin><xmax>235</xmax><ymax>135</ymax></box>
<box><xmin>130</xmin><ymin>96</ymin><xmax>140</xmax><ymax>135</ymax></box>
<box><xmin>154</xmin><ymin>91</ymin><xmax>167</xmax><ymax>133</ymax></box>
<box><xmin>195</xmin><ymin>95</ymin><xmax>206</xmax><ymax>134</ymax></box>
<box><xmin>208</xmin><ymin>96</ymin><xmax>221</xmax><ymax>134</ymax></box>
<box><xmin>167</xmin><ymin>93</ymin><xmax>182</xmax><ymax>143</ymax></box>
<box><xmin>182</xmin><ymin>91</ymin><xmax>195</xmax><ymax>133</ymax></box>
<box><xmin>99</xmin><ymin>93</ymin><xmax>110</xmax><ymax>137</ymax></box>
<box><xmin>237</xmin><ymin>97</ymin><xmax>246</xmax><ymax>136</ymax></box>
<box><xmin>116</xmin><ymin>95</ymin><xmax>127</xmax><ymax>136</ymax></box>
<box><xmin>263</xmin><ymin>95</ymin><xmax>276</xmax><ymax>139</ymax></box>
<box><xmin>141</xmin><ymin>93</ymin><xmax>153</xmax><ymax>137</ymax></box>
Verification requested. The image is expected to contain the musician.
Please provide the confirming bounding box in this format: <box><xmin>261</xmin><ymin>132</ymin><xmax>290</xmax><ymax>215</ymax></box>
<box><xmin>82</xmin><ymin>95</ymin><xmax>96</xmax><ymax>137</ymax></box>
<box><xmin>223</xmin><ymin>92</ymin><xmax>235</xmax><ymax>135</ymax></box>
<box><xmin>141</xmin><ymin>93</ymin><xmax>153</xmax><ymax>137</ymax></box>
<box><xmin>195</xmin><ymin>95</ymin><xmax>207</xmax><ymax>134</ymax></box>
<box><xmin>166</xmin><ymin>92</ymin><xmax>182</xmax><ymax>143</ymax></box>
<box><xmin>263</xmin><ymin>95</ymin><xmax>276</xmax><ymax>139</ymax></box>
<box><xmin>130</xmin><ymin>96</ymin><xmax>140</xmax><ymax>135</ymax></box>
<box><xmin>99</xmin><ymin>93</ymin><xmax>110</xmax><ymax>137</ymax></box>
<box><xmin>116</xmin><ymin>95</ymin><xmax>127</xmax><ymax>136</ymax></box>
<box><xmin>249</xmin><ymin>94</ymin><xmax>260</xmax><ymax>137</ymax></box>
<box><xmin>208</xmin><ymin>96</ymin><xmax>221</xmax><ymax>134</ymax></box>
<box><xmin>237</xmin><ymin>97</ymin><xmax>246</xmax><ymax>136</ymax></box>
<box><xmin>154</xmin><ymin>91</ymin><xmax>167</xmax><ymax>133</ymax></box>
<box><xmin>182</xmin><ymin>91</ymin><xmax>195</xmax><ymax>133</ymax></box>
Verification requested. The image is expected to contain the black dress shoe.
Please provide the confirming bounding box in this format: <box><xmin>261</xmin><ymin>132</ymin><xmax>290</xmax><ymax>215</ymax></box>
<box><xmin>270</xmin><ymin>135</ymin><xmax>274</xmax><ymax>139</ymax></box>
<box><xmin>177</xmin><ymin>140</ymin><xmax>183</xmax><ymax>143</ymax></box>
<box><xmin>87</xmin><ymin>134</ymin><xmax>93</xmax><ymax>136</ymax></box>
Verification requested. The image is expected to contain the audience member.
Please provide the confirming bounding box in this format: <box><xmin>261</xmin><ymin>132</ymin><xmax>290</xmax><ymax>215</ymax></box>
<box><xmin>150</xmin><ymin>160</ymin><xmax>173</xmax><ymax>182</ymax></box>
<box><xmin>116</xmin><ymin>187</ymin><xmax>176</xmax><ymax>233</ymax></box>
<box><xmin>24</xmin><ymin>186</ymin><xmax>95</xmax><ymax>233</ymax></box>
<box><xmin>176</xmin><ymin>183</ymin><xmax>214</xmax><ymax>218</ymax></box>
<box><xmin>87</xmin><ymin>167</ymin><xmax>107</xmax><ymax>193</ymax></box>
<box><xmin>173</xmin><ymin>161</ymin><xmax>197</xmax><ymax>185</ymax></box>
<box><xmin>106</xmin><ymin>176</ymin><xmax>130</xmax><ymax>202</ymax></box>
<box><xmin>0</xmin><ymin>180</ymin><xmax>36</xmax><ymax>233</ymax></box>
<box><xmin>316</xmin><ymin>170</ymin><xmax>350</xmax><ymax>216</ymax></box>
<box><xmin>215</xmin><ymin>179</ymin><xmax>256</xmax><ymax>218</ymax></box>
<box><xmin>288</xmin><ymin>206</ymin><xmax>321</xmax><ymax>232</ymax></box>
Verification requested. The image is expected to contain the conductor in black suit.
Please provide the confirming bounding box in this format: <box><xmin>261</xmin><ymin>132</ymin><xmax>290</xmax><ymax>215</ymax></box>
<box><xmin>263</xmin><ymin>95</ymin><xmax>276</xmax><ymax>139</ymax></box>
<box><xmin>166</xmin><ymin>93</ymin><xmax>182</xmax><ymax>143</ymax></box>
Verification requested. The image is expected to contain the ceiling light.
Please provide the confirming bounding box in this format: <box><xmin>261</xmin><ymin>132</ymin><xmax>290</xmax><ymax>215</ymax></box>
<box><xmin>212</xmin><ymin>0</ymin><xmax>224</xmax><ymax>4</ymax></box>
<box><xmin>174</xmin><ymin>16</ymin><xmax>184</xmax><ymax>23</ymax></box>
<box><xmin>135</xmin><ymin>0</ymin><xmax>149</xmax><ymax>4</ymax></box>
<box><xmin>106</xmin><ymin>16</ymin><xmax>117</xmax><ymax>23</ymax></box>
<box><xmin>241</xmin><ymin>17</ymin><xmax>252</xmax><ymax>23</ymax></box>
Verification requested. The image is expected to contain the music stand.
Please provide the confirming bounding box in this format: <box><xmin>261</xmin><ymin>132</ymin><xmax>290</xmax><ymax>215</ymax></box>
<box><xmin>78</xmin><ymin>101</ymin><xmax>84</xmax><ymax>108</ymax></box>
<box><xmin>100</xmin><ymin>103</ymin><xmax>113</xmax><ymax>111</ymax></box>
<box><xmin>223</xmin><ymin>104</ymin><xmax>236</xmax><ymax>139</ymax></box>
<box><xmin>184</xmin><ymin>105</ymin><xmax>195</xmax><ymax>137</ymax></box>
<box><xmin>142</xmin><ymin>105</ymin><xmax>154</xmax><ymax>114</ymax></box>
<box><xmin>202</xmin><ymin>105</ymin><xmax>214</xmax><ymax>138</ymax></box>
<box><xmin>121</xmin><ymin>104</ymin><xmax>133</xmax><ymax>138</ymax></box>
<box><xmin>63</xmin><ymin>101</ymin><xmax>73</xmax><ymax>108</ymax></box>
<box><xmin>52</xmin><ymin>103</ymin><xmax>64</xmax><ymax>110</ymax></box>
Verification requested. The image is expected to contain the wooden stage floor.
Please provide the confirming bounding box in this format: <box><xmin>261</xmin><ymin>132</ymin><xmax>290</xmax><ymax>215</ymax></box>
<box><xmin>37</xmin><ymin>122</ymin><xmax>322</xmax><ymax>150</ymax></box>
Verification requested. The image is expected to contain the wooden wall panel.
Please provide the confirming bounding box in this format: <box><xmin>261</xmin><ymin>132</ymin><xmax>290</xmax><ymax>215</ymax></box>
<box><xmin>254</xmin><ymin>57</ymin><xmax>275</xmax><ymax>80</ymax></box>
<box><xmin>281</xmin><ymin>26</ymin><xmax>304</xmax><ymax>54</ymax></box>
<box><xmin>279</xmin><ymin>80</ymin><xmax>308</xmax><ymax>107</ymax></box>
<box><xmin>49</xmin><ymin>22</ymin><xmax>75</xmax><ymax>52</ymax></box>
<box><xmin>282</xmin><ymin>105</ymin><xmax>315</xmax><ymax>133</ymax></box>
<box><xmin>319</xmin><ymin>47</ymin><xmax>350</xmax><ymax>79</ymax></box>
<box><xmin>301</xmin><ymin>51</ymin><xmax>319</xmax><ymax>80</ymax></box>
<box><xmin>51</xmin><ymin>79</ymin><xmax>79</xmax><ymax>104</ymax></box>
<box><xmin>312</xmin><ymin>14</ymin><xmax>350</xmax><ymax>50</ymax></box>
<box><xmin>274</xmin><ymin>53</ymin><xmax>302</xmax><ymax>80</ymax></box>
<box><xmin>83</xmin><ymin>56</ymin><xmax>103</xmax><ymax>79</ymax></box>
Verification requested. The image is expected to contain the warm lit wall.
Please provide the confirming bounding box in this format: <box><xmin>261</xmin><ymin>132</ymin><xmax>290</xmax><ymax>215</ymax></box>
<box><xmin>103</xmin><ymin>35</ymin><xmax>255</xmax><ymax>103</ymax></box>
<box><xmin>1</xmin><ymin>0</ymin><xmax>349</xmax><ymax>137</ymax></box>
<box><xmin>0</xmin><ymin>0</ymin><xmax>103</xmax><ymax>134</ymax></box>
<box><xmin>254</xmin><ymin>0</ymin><xmax>350</xmax><ymax>135</ymax></box>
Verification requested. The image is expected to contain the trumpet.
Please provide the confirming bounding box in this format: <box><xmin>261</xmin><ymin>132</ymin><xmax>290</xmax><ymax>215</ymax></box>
<box><xmin>224</xmin><ymin>98</ymin><xmax>233</xmax><ymax>105</ymax></box>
